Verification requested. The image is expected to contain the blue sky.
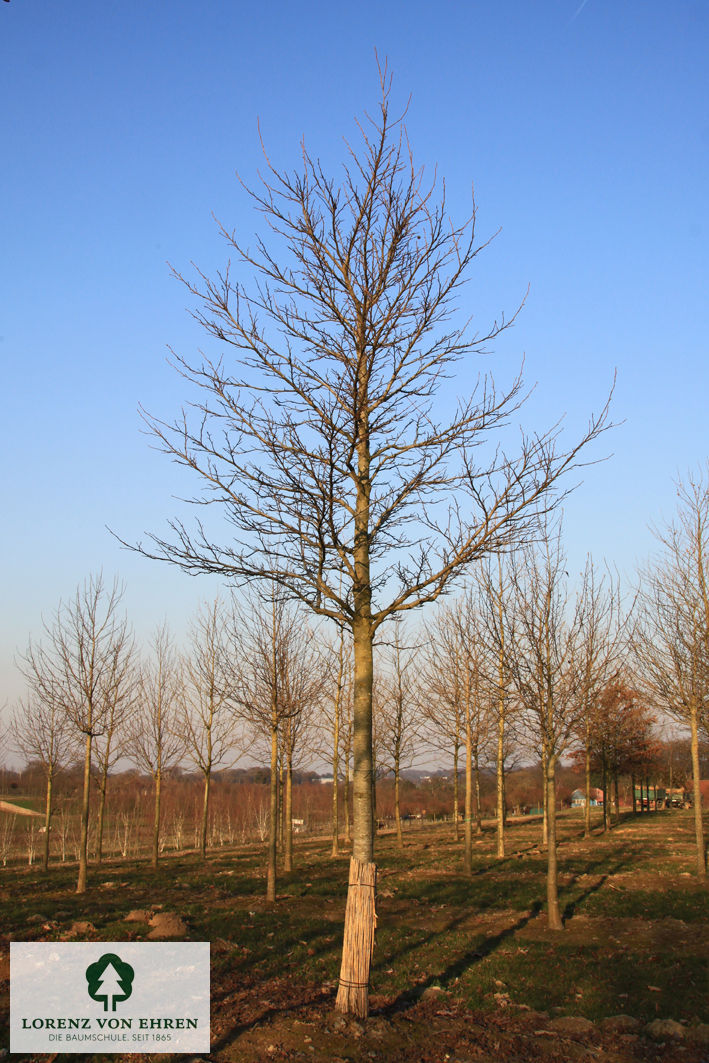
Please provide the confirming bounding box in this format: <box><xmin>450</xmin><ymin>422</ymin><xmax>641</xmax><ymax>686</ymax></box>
<box><xmin>2</xmin><ymin>1</ymin><xmax>708</xmax><ymax>711</ymax></box>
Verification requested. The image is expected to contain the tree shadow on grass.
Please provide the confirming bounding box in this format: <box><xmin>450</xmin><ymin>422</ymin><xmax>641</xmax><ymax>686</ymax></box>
<box><xmin>561</xmin><ymin>856</ymin><xmax>628</xmax><ymax>921</ymax></box>
<box><xmin>380</xmin><ymin>902</ymin><xmax>543</xmax><ymax>1018</ymax></box>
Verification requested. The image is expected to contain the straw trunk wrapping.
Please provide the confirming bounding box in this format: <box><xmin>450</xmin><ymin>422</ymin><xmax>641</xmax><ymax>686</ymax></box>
<box><xmin>335</xmin><ymin>857</ymin><xmax>377</xmax><ymax>1017</ymax></box>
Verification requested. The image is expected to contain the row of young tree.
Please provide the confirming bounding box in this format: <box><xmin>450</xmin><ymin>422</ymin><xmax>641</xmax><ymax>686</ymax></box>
<box><xmin>9</xmin><ymin>468</ymin><xmax>709</xmax><ymax>909</ymax></box>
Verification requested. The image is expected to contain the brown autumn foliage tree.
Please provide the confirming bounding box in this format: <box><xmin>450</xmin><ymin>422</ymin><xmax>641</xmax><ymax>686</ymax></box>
<box><xmin>131</xmin><ymin>71</ymin><xmax>612</xmax><ymax>1015</ymax></box>
<box><xmin>574</xmin><ymin>678</ymin><xmax>656</xmax><ymax>828</ymax></box>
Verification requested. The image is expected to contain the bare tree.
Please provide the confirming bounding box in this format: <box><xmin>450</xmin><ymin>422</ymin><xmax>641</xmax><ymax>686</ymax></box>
<box><xmin>12</xmin><ymin>690</ymin><xmax>71</xmax><ymax>870</ymax></box>
<box><xmin>180</xmin><ymin>599</ymin><xmax>239</xmax><ymax>859</ymax></box>
<box><xmin>19</xmin><ymin>574</ymin><xmax>131</xmax><ymax>893</ymax></box>
<box><xmin>378</xmin><ymin>627</ymin><xmax>421</xmax><ymax>848</ymax></box>
<box><xmin>317</xmin><ymin>628</ymin><xmax>353</xmax><ymax>857</ymax></box>
<box><xmin>420</xmin><ymin>613</ymin><xmax>465</xmax><ymax>839</ymax></box>
<box><xmin>130</xmin><ymin>72</ymin><xmax>612</xmax><ymax>1014</ymax></box>
<box><xmin>573</xmin><ymin>557</ymin><xmax>625</xmax><ymax>837</ymax></box>
<box><xmin>454</xmin><ymin>588</ymin><xmax>493</xmax><ymax>869</ymax></box>
<box><xmin>478</xmin><ymin>558</ymin><xmax>519</xmax><ymax>858</ymax></box>
<box><xmin>93</xmin><ymin>637</ymin><xmax>137</xmax><ymax>862</ymax></box>
<box><xmin>235</xmin><ymin>589</ymin><xmax>314</xmax><ymax>898</ymax></box>
<box><xmin>635</xmin><ymin>468</ymin><xmax>709</xmax><ymax>878</ymax></box>
<box><xmin>128</xmin><ymin>623</ymin><xmax>185</xmax><ymax>867</ymax></box>
<box><xmin>279</xmin><ymin>623</ymin><xmax>322</xmax><ymax>872</ymax></box>
<box><xmin>507</xmin><ymin>531</ymin><xmax>582</xmax><ymax>930</ymax></box>
<box><xmin>422</xmin><ymin>594</ymin><xmax>492</xmax><ymax>865</ymax></box>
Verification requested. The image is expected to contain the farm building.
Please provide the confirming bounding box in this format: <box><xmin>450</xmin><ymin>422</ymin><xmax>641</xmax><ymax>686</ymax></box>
<box><xmin>570</xmin><ymin>787</ymin><xmax>604</xmax><ymax>808</ymax></box>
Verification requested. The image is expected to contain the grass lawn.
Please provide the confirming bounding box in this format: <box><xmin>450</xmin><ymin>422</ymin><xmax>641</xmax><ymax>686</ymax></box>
<box><xmin>0</xmin><ymin>807</ymin><xmax>707</xmax><ymax>1061</ymax></box>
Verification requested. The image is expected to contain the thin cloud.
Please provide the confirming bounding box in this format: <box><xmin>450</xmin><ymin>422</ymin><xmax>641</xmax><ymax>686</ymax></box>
<box><xmin>570</xmin><ymin>0</ymin><xmax>592</xmax><ymax>22</ymax></box>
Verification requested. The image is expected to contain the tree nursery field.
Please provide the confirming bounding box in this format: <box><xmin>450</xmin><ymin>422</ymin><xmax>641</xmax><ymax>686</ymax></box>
<box><xmin>1</xmin><ymin>809</ymin><xmax>707</xmax><ymax>1063</ymax></box>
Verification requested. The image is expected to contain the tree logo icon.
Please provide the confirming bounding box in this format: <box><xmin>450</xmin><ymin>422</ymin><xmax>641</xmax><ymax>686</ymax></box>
<box><xmin>85</xmin><ymin>953</ymin><xmax>134</xmax><ymax>1012</ymax></box>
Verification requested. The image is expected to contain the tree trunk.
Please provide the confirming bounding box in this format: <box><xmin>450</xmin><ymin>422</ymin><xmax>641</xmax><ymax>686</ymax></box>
<box><xmin>331</xmin><ymin>678</ymin><xmax>341</xmax><ymax>857</ymax></box>
<box><xmin>631</xmin><ymin>772</ymin><xmax>637</xmax><ymax>814</ymax></box>
<box><xmin>267</xmin><ymin>719</ymin><xmax>278</xmax><ymax>901</ymax></box>
<box><xmin>464</xmin><ymin>700</ymin><xmax>473</xmax><ymax>874</ymax></box>
<box><xmin>344</xmin><ymin>722</ymin><xmax>352</xmax><ymax>845</ymax></box>
<box><xmin>336</xmin><ymin>615</ymin><xmax>375</xmax><ymax>1016</ymax></box>
<box><xmin>496</xmin><ymin>701</ymin><xmax>505</xmax><ymax>858</ymax></box>
<box><xmin>584</xmin><ymin>718</ymin><xmax>591</xmax><ymax>838</ymax></box>
<box><xmin>43</xmin><ymin>768</ymin><xmax>53</xmax><ymax>871</ymax></box>
<box><xmin>336</xmin><ymin>389</ymin><xmax>376</xmax><ymax>1017</ymax></box>
<box><xmin>284</xmin><ymin>743</ymin><xmax>293</xmax><ymax>873</ymax></box>
<box><xmin>689</xmin><ymin>704</ymin><xmax>706</xmax><ymax>878</ymax></box>
<box><xmin>546</xmin><ymin>755</ymin><xmax>563</xmax><ymax>930</ymax></box>
<box><xmin>602</xmin><ymin>759</ymin><xmax>608</xmax><ymax>832</ymax></box>
<box><xmin>200</xmin><ymin>769</ymin><xmax>211</xmax><ymax>859</ymax></box>
<box><xmin>152</xmin><ymin>767</ymin><xmax>162</xmax><ymax>869</ymax></box>
<box><xmin>394</xmin><ymin>757</ymin><xmax>403</xmax><ymax>849</ymax></box>
<box><xmin>335</xmin><ymin>857</ymin><xmax>376</xmax><ymax>1018</ymax></box>
<box><xmin>96</xmin><ymin>770</ymin><xmax>108</xmax><ymax>864</ymax></box>
<box><xmin>76</xmin><ymin>732</ymin><xmax>92</xmax><ymax>894</ymax></box>
<box><xmin>613</xmin><ymin>773</ymin><xmax>620</xmax><ymax>826</ymax></box>
<box><xmin>278</xmin><ymin>749</ymin><xmax>285</xmax><ymax>850</ymax></box>
<box><xmin>452</xmin><ymin>731</ymin><xmax>460</xmax><ymax>840</ymax></box>
<box><xmin>474</xmin><ymin>747</ymin><xmax>483</xmax><ymax>834</ymax></box>
<box><xmin>541</xmin><ymin>746</ymin><xmax>548</xmax><ymax>848</ymax></box>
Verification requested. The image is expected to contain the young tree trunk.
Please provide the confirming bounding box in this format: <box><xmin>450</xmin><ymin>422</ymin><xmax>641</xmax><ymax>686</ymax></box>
<box><xmin>546</xmin><ymin>755</ymin><xmax>563</xmax><ymax>930</ymax></box>
<box><xmin>602</xmin><ymin>760</ymin><xmax>608</xmax><ymax>832</ymax></box>
<box><xmin>645</xmin><ymin>774</ymin><xmax>651</xmax><ymax>813</ymax></box>
<box><xmin>474</xmin><ymin>747</ymin><xmax>483</xmax><ymax>834</ymax></box>
<box><xmin>452</xmin><ymin>730</ymin><xmax>460</xmax><ymax>840</ymax></box>
<box><xmin>631</xmin><ymin>772</ymin><xmax>637</xmax><ymax>814</ymax></box>
<box><xmin>343</xmin><ymin>722</ymin><xmax>352</xmax><ymax>846</ymax></box>
<box><xmin>496</xmin><ymin>699</ymin><xmax>505</xmax><ymax>858</ymax></box>
<box><xmin>284</xmin><ymin>745</ymin><xmax>293</xmax><ymax>872</ymax></box>
<box><xmin>541</xmin><ymin>746</ymin><xmax>548</xmax><ymax>848</ymax></box>
<box><xmin>394</xmin><ymin>757</ymin><xmax>403</xmax><ymax>849</ymax></box>
<box><xmin>43</xmin><ymin>769</ymin><xmax>53</xmax><ymax>871</ymax></box>
<box><xmin>584</xmin><ymin>718</ymin><xmax>592</xmax><ymax>838</ymax></box>
<box><xmin>335</xmin><ymin>857</ymin><xmax>377</xmax><ymax>1018</ymax></box>
<box><xmin>331</xmin><ymin>684</ymin><xmax>341</xmax><ymax>858</ymax></box>
<box><xmin>267</xmin><ymin>719</ymin><xmax>278</xmax><ymax>901</ymax></box>
<box><xmin>464</xmin><ymin>701</ymin><xmax>473</xmax><ymax>874</ymax></box>
<box><xmin>496</xmin><ymin>570</ymin><xmax>506</xmax><ymax>859</ymax></box>
<box><xmin>152</xmin><ymin>767</ymin><xmax>162</xmax><ymax>869</ymax></box>
<box><xmin>77</xmin><ymin>732</ymin><xmax>92</xmax><ymax>894</ymax></box>
<box><xmin>335</xmin><ymin>605</ymin><xmax>375</xmax><ymax>1018</ymax></box>
<box><xmin>278</xmin><ymin>751</ymin><xmax>285</xmax><ymax>850</ymax></box>
<box><xmin>613</xmin><ymin>773</ymin><xmax>620</xmax><ymax>826</ymax></box>
<box><xmin>200</xmin><ymin>769</ymin><xmax>211</xmax><ymax>859</ymax></box>
<box><xmin>96</xmin><ymin>772</ymin><xmax>108</xmax><ymax>863</ymax></box>
<box><xmin>689</xmin><ymin>704</ymin><xmax>706</xmax><ymax>878</ymax></box>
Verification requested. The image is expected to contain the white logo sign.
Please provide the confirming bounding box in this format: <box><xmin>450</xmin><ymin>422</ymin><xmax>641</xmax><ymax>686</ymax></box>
<box><xmin>11</xmin><ymin>942</ymin><xmax>210</xmax><ymax>1054</ymax></box>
